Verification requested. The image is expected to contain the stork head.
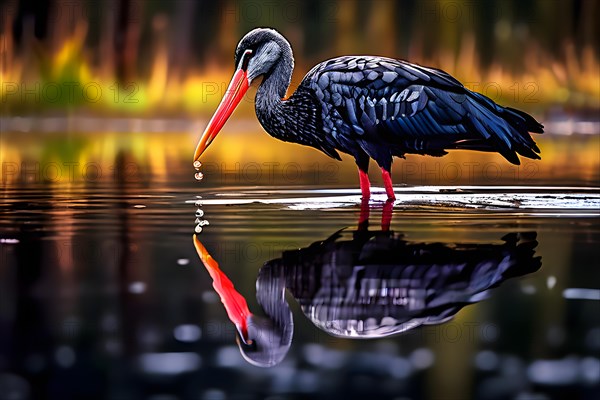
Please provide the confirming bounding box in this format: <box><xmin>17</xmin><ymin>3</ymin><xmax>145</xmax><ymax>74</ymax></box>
<box><xmin>193</xmin><ymin>28</ymin><xmax>293</xmax><ymax>162</ymax></box>
<box><xmin>235</xmin><ymin>313</ymin><xmax>293</xmax><ymax>368</ymax></box>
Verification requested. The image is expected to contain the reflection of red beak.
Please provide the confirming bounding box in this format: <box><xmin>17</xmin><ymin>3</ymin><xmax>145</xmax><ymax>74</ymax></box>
<box><xmin>193</xmin><ymin>69</ymin><xmax>250</xmax><ymax>162</ymax></box>
<box><xmin>193</xmin><ymin>235</ymin><xmax>251</xmax><ymax>340</ymax></box>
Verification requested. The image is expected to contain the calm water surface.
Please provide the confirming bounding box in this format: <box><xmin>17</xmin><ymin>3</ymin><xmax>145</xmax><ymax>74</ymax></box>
<box><xmin>1</xmin><ymin>130</ymin><xmax>599</xmax><ymax>400</ymax></box>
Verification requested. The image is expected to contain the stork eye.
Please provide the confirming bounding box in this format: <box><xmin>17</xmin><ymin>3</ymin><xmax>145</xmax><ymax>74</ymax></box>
<box><xmin>240</xmin><ymin>49</ymin><xmax>253</xmax><ymax>70</ymax></box>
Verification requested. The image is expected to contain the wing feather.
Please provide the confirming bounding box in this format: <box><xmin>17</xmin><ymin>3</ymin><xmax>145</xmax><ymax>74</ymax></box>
<box><xmin>303</xmin><ymin>56</ymin><xmax>543</xmax><ymax>166</ymax></box>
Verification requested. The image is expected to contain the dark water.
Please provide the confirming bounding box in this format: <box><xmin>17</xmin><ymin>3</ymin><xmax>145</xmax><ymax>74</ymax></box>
<box><xmin>1</xmin><ymin>131</ymin><xmax>600</xmax><ymax>399</ymax></box>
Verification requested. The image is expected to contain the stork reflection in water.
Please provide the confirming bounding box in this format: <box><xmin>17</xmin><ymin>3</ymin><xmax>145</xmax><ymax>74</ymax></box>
<box><xmin>193</xmin><ymin>210</ymin><xmax>541</xmax><ymax>367</ymax></box>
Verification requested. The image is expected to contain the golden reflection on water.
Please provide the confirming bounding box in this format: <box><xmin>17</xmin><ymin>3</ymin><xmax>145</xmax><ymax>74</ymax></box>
<box><xmin>1</xmin><ymin>127</ymin><xmax>599</xmax><ymax>187</ymax></box>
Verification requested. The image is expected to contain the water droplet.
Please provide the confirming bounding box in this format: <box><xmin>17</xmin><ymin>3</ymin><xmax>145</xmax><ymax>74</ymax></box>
<box><xmin>194</xmin><ymin>200</ymin><xmax>202</xmax><ymax>207</ymax></box>
<box><xmin>195</xmin><ymin>209</ymin><xmax>204</xmax><ymax>218</ymax></box>
<box><xmin>177</xmin><ymin>258</ymin><xmax>190</xmax><ymax>266</ymax></box>
<box><xmin>193</xmin><ymin>160</ymin><xmax>202</xmax><ymax>169</ymax></box>
<box><xmin>194</xmin><ymin>225</ymin><xmax>203</xmax><ymax>233</ymax></box>
<box><xmin>133</xmin><ymin>204</ymin><xmax>146</xmax><ymax>209</ymax></box>
<box><xmin>194</xmin><ymin>172</ymin><xmax>204</xmax><ymax>181</ymax></box>
<box><xmin>198</xmin><ymin>220</ymin><xmax>210</xmax><ymax>227</ymax></box>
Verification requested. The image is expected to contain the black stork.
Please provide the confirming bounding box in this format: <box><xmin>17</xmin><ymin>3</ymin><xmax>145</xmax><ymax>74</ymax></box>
<box><xmin>193</xmin><ymin>28</ymin><xmax>544</xmax><ymax>200</ymax></box>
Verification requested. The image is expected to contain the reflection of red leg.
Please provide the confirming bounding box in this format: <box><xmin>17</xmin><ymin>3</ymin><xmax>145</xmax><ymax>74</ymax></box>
<box><xmin>358</xmin><ymin>169</ymin><xmax>371</xmax><ymax>200</ymax></box>
<box><xmin>381</xmin><ymin>168</ymin><xmax>396</xmax><ymax>200</ymax></box>
<box><xmin>358</xmin><ymin>199</ymin><xmax>370</xmax><ymax>230</ymax></box>
<box><xmin>381</xmin><ymin>200</ymin><xmax>394</xmax><ymax>231</ymax></box>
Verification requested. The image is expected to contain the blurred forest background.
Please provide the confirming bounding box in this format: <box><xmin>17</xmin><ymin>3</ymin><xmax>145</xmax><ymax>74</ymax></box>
<box><xmin>1</xmin><ymin>0</ymin><xmax>599</xmax><ymax>115</ymax></box>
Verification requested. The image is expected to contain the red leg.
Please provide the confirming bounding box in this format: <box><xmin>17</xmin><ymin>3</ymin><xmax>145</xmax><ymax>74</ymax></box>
<box><xmin>358</xmin><ymin>168</ymin><xmax>371</xmax><ymax>200</ymax></box>
<box><xmin>381</xmin><ymin>168</ymin><xmax>396</xmax><ymax>200</ymax></box>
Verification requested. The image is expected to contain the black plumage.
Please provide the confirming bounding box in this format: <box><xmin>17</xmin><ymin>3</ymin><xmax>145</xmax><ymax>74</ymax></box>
<box><xmin>262</xmin><ymin>54</ymin><xmax>543</xmax><ymax>172</ymax></box>
<box><xmin>257</xmin><ymin>230</ymin><xmax>541</xmax><ymax>339</ymax></box>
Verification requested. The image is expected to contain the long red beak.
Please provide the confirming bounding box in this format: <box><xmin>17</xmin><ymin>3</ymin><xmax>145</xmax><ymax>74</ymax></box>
<box><xmin>193</xmin><ymin>69</ymin><xmax>250</xmax><ymax>162</ymax></box>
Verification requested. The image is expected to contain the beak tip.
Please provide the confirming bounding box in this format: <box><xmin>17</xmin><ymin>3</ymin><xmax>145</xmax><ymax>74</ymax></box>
<box><xmin>193</xmin><ymin>146</ymin><xmax>204</xmax><ymax>164</ymax></box>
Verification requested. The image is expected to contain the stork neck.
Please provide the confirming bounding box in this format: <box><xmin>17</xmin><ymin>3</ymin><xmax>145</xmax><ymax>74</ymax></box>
<box><xmin>255</xmin><ymin>57</ymin><xmax>293</xmax><ymax>119</ymax></box>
